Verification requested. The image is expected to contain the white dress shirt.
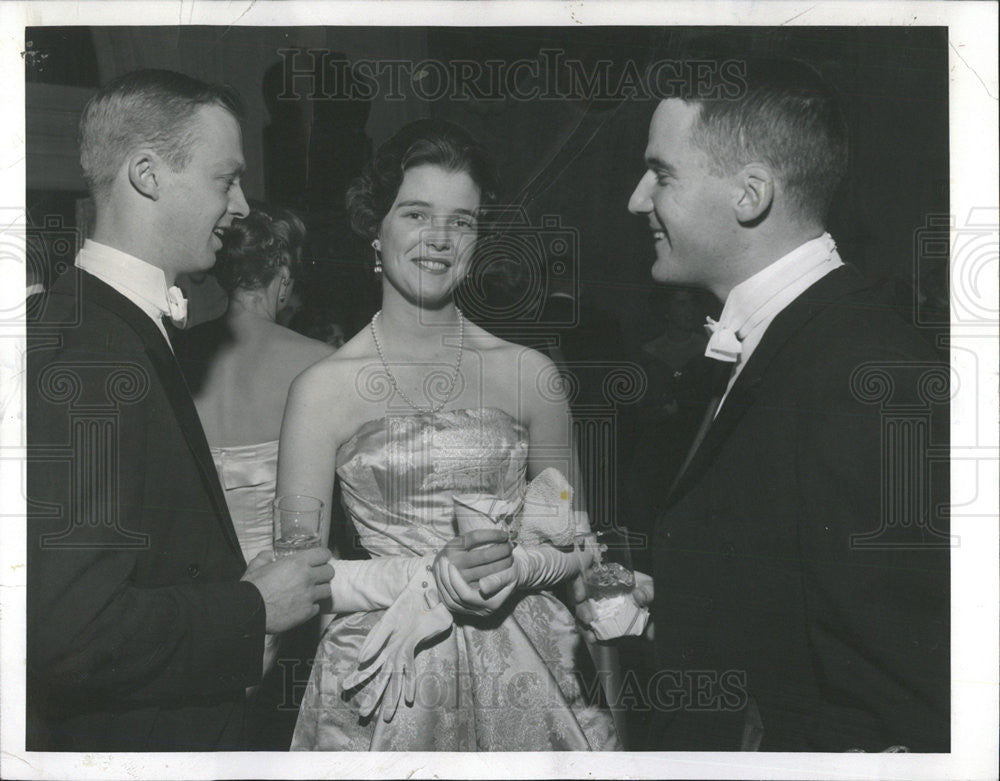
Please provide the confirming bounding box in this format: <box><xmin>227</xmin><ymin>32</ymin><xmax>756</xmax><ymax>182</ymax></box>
<box><xmin>709</xmin><ymin>233</ymin><xmax>844</xmax><ymax>415</ymax></box>
<box><xmin>75</xmin><ymin>239</ymin><xmax>183</xmax><ymax>349</ymax></box>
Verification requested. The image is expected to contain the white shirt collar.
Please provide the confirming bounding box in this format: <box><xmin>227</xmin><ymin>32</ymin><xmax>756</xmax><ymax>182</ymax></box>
<box><xmin>710</xmin><ymin>232</ymin><xmax>844</xmax><ymax>414</ymax></box>
<box><xmin>719</xmin><ymin>233</ymin><xmax>841</xmax><ymax>340</ymax></box>
<box><xmin>75</xmin><ymin>239</ymin><xmax>181</xmax><ymax>346</ymax></box>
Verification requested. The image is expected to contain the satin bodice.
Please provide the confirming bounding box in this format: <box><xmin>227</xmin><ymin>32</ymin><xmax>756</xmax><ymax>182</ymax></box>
<box><xmin>210</xmin><ymin>439</ymin><xmax>278</xmax><ymax>563</ymax></box>
<box><xmin>294</xmin><ymin>407</ymin><xmax>619</xmax><ymax>751</ymax></box>
<box><xmin>336</xmin><ymin>408</ymin><xmax>528</xmax><ymax>557</ymax></box>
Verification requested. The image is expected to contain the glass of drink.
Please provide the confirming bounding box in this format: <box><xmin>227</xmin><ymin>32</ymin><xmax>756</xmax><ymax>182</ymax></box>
<box><xmin>575</xmin><ymin>527</ymin><xmax>645</xmax><ymax>640</ymax></box>
<box><xmin>453</xmin><ymin>493</ymin><xmax>516</xmax><ymax>537</ymax></box>
<box><xmin>273</xmin><ymin>494</ymin><xmax>323</xmax><ymax>558</ymax></box>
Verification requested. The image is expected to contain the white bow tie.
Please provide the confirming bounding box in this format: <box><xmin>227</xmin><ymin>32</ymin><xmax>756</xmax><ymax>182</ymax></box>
<box><xmin>704</xmin><ymin>316</ymin><xmax>741</xmax><ymax>362</ymax></box>
<box><xmin>165</xmin><ymin>285</ymin><xmax>188</xmax><ymax>328</ymax></box>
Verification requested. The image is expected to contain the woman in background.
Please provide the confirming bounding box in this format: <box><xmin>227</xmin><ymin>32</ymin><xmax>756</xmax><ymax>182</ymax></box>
<box><xmin>184</xmin><ymin>205</ymin><xmax>334</xmax><ymax>560</ymax></box>
<box><xmin>178</xmin><ymin>204</ymin><xmax>334</xmax><ymax>747</ymax></box>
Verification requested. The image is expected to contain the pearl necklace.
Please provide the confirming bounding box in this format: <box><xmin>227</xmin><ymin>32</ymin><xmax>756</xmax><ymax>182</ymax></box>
<box><xmin>369</xmin><ymin>309</ymin><xmax>465</xmax><ymax>414</ymax></box>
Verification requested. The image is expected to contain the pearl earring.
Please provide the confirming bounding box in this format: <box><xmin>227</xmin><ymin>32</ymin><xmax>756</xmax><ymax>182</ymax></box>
<box><xmin>371</xmin><ymin>239</ymin><xmax>382</xmax><ymax>277</ymax></box>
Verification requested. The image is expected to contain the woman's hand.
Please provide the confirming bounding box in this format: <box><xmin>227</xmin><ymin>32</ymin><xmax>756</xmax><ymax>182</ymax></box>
<box><xmin>433</xmin><ymin>529</ymin><xmax>517</xmax><ymax>616</ymax></box>
<box><xmin>439</xmin><ymin>528</ymin><xmax>513</xmax><ymax>585</ymax></box>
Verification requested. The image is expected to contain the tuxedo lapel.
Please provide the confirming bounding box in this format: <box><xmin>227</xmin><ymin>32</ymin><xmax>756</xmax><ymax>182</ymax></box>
<box><xmin>667</xmin><ymin>360</ymin><xmax>732</xmax><ymax>496</ymax></box>
<box><xmin>666</xmin><ymin>265</ymin><xmax>873</xmax><ymax>506</ymax></box>
<box><xmin>79</xmin><ymin>270</ymin><xmax>245</xmax><ymax>561</ymax></box>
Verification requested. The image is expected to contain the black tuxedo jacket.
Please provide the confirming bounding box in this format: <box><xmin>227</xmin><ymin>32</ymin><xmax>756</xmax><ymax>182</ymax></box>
<box><xmin>648</xmin><ymin>265</ymin><xmax>950</xmax><ymax>752</ymax></box>
<box><xmin>26</xmin><ymin>268</ymin><xmax>266</xmax><ymax>751</ymax></box>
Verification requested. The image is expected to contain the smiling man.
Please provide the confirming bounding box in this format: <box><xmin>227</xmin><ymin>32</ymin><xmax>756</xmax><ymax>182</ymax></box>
<box><xmin>26</xmin><ymin>69</ymin><xmax>334</xmax><ymax>751</ymax></box>
<box><xmin>626</xmin><ymin>58</ymin><xmax>950</xmax><ymax>751</ymax></box>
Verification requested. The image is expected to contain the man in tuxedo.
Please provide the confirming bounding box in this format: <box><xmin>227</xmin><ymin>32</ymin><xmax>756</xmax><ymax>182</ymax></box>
<box><xmin>26</xmin><ymin>69</ymin><xmax>334</xmax><ymax>751</ymax></box>
<box><xmin>624</xmin><ymin>59</ymin><xmax>949</xmax><ymax>751</ymax></box>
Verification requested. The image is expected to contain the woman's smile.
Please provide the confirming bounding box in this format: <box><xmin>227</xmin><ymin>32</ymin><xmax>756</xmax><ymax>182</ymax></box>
<box><xmin>413</xmin><ymin>256</ymin><xmax>453</xmax><ymax>274</ymax></box>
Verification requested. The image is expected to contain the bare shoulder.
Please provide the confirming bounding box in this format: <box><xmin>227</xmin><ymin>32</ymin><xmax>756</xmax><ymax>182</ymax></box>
<box><xmin>275</xmin><ymin>325</ymin><xmax>337</xmax><ymax>366</ymax></box>
<box><xmin>488</xmin><ymin>333</ymin><xmax>557</xmax><ymax>382</ymax></box>
<box><xmin>465</xmin><ymin>321</ymin><xmax>551</xmax><ymax>369</ymax></box>
<box><xmin>512</xmin><ymin>345</ymin><xmax>562</xmax><ymax>408</ymax></box>
<box><xmin>466</xmin><ymin>324</ymin><xmax>560</xmax><ymax>403</ymax></box>
<box><xmin>288</xmin><ymin>327</ymin><xmax>374</xmax><ymax>402</ymax></box>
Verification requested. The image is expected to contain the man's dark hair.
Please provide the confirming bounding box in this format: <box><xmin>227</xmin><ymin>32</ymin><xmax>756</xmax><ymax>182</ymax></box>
<box><xmin>685</xmin><ymin>57</ymin><xmax>848</xmax><ymax>223</ymax></box>
<box><xmin>79</xmin><ymin>68</ymin><xmax>244</xmax><ymax>200</ymax></box>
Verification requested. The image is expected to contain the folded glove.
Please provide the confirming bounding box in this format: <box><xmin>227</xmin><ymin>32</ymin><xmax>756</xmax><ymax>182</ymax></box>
<box><xmin>328</xmin><ymin>554</ymin><xmax>432</xmax><ymax>613</ymax></box>
<box><xmin>341</xmin><ymin>565</ymin><xmax>453</xmax><ymax>722</ymax></box>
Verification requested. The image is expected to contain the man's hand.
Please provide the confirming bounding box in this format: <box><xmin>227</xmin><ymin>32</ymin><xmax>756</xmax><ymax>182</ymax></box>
<box><xmin>241</xmin><ymin>548</ymin><xmax>334</xmax><ymax>633</ymax></box>
<box><xmin>433</xmin><ymin>529</ymin><xmax>517</xmax><ymax>616</ymax></box>
<box><xmin>632</xmin><ymin>570</ymin><xmax>655</xmax><ymax>640</ymax></box>
<box><xmin>631</xmin><ymin>570</ymin><xmax>654</xmax><ymax>609</ymax></box>
<box><xmin>575</xmin><ymin>570</ymin><xmax>655</xmax><ymax>642</ymax></box>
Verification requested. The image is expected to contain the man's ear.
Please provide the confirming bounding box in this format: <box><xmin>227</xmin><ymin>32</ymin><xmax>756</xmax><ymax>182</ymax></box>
<box><xmin>126</xmin><ymin>151</ymin><xmax>161</xmax><ymax>200</ymax></box>
<box><xmin>733</xmin><ymin>163</ymin><xmax>774</xmax><ymax>224</ymax></box>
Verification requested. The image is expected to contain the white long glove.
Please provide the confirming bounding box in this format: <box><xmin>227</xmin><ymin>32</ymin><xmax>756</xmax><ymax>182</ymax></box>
<box><xmin>341</xmin><ymin>566</ymin><xmax>453</xmax><ymax>722</ymax></box>
<box><xmin>473</xmin><ymin>467</ymin><xmax>597</xmax><ymax>597</ymax></box>
<box><xmin>328</xmin><ymin>554</ymin><xmax>432</xmax><ymax>613</ymax></box>
<box><xmin>478</xmin><ymin>540</ymin><xmax>595</xmax><ymax>596</ymax></box>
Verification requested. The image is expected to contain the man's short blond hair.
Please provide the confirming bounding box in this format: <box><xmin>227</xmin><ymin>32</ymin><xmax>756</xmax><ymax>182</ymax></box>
<box><xmin>78</xmin><ymin>68</ymin><xmax>243</xmax><ymax>200</ymax></box>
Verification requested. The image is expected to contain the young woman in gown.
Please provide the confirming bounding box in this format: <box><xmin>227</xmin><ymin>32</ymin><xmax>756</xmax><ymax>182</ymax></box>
<box><xmin>278</xmin><ymin>120</ymin><xmax>621</xmax><ymax>751</ymax></box>
<box><xmin>179</xmin><ymin>205</ymin><xmax>334</xmax><ymax>746</ymax></box>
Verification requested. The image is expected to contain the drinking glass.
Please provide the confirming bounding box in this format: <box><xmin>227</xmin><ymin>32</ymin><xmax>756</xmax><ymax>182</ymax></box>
<box><xmin>575</xmin><ymin>527</ymin><xmax>644</xmax><ymax>638</ymax></box>
<box><xmin>453</xmin><ymin>494</ymin><xmax>516</xmax><ymax>537</ymax></box>
<box><xmin>273</xmin><ymin>494</ymin><xmax>323</xmax><ymax>558</ymax></box>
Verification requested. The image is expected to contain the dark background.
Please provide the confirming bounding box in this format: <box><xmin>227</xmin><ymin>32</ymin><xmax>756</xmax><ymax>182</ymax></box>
<box><xmin>26</xmin><ymin>25</ymin><xmax>949</xmax><ymax>347</ymax></box>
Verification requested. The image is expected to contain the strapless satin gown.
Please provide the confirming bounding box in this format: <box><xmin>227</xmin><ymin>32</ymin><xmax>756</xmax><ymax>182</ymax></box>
<box><xmin>210</xmin><ymin>441</ymin><xmax>280</xmax><ymax>679</ymax></box>
<box><xmin>292</xmin><ymin>408</ymin><xmax>621</xmax><ymax>751</ymax></box>
<box><xmin>210</xmin><ymin>440</ymin><xmax>279</xmax><ymax>564</ymax></box>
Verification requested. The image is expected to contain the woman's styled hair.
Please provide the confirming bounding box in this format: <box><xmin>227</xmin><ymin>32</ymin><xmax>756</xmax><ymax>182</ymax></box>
<box><xmin>212</xmin><ymin>204</ymin><xmax>307</xmax><ymax>295</ymax></box>
<box><xmin>346</xmin><ymin>118</ymin><xmax>500</xmax><ymax>240</ymax></box>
